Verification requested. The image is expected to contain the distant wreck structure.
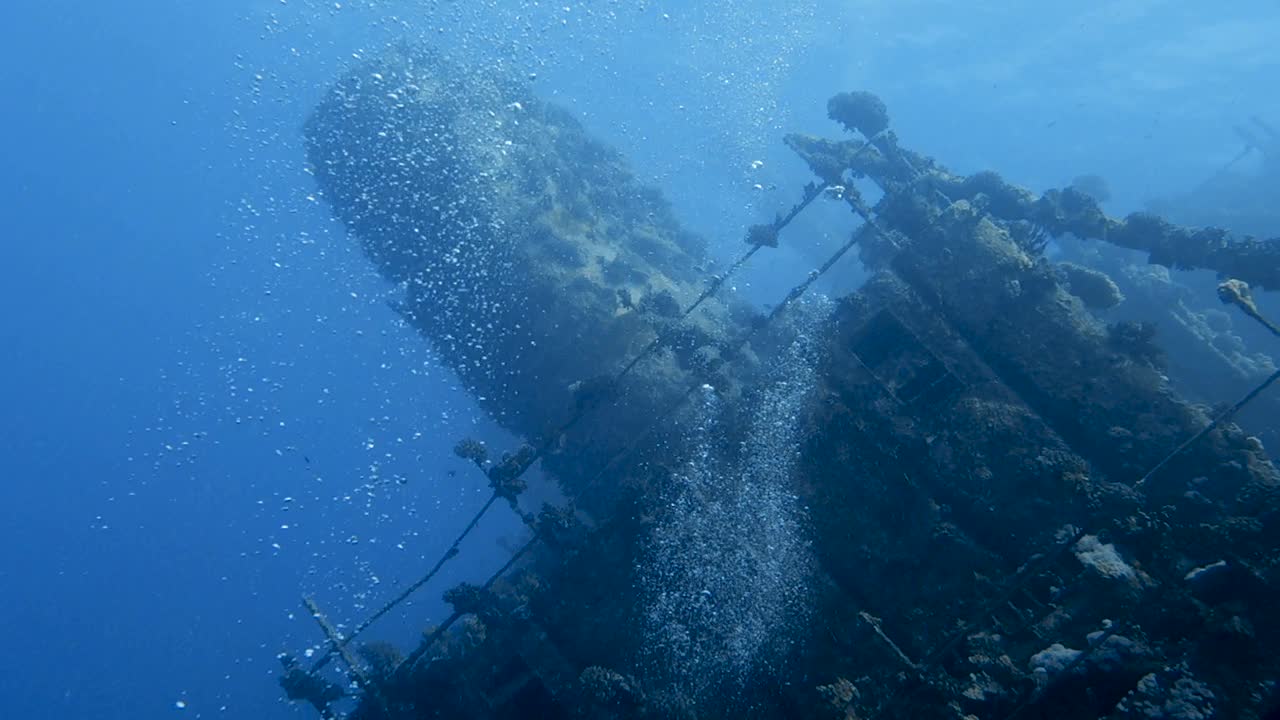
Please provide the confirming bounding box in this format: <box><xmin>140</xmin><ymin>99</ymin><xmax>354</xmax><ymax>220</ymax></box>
<box><xmin>285</xmin><ymin>47</ymin><xmax>1280</xmax><ymax>719</ymax></box>
<box><xmin>1149</xmin><ymin>116</ymin><xmax>1280</xmax><ymax>238</ymax></box>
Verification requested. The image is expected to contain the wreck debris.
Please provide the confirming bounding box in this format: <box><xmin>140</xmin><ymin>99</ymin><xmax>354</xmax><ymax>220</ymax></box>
<box><xmin>792</xmin><ymin>90</ymin><xmax>1280</xmax><ymax>719</ymax></box>
<box><xmin>304</xmin><ymin>492</ymin><xmax>500</xmax><ymax>677</ymax></box>
<box><xmin>1054</xmin><ymin>236</ymin><xmax>1280</xmax><ymax>455</ymax></box>
<box><xmin>1149</xmin><ymin>115</ymin><xmax>1280</xmax><ymax>237</ymax></box>
<box><xmin>305</xmin><ymin>45</ymin><xmax>749</xmax><ymax>518</ymax></box>
<box><xmin>301</xmin><ymin>596</ymin><xmax>390</xmax><ymax>716</ymax></box>
<box><xmin>278</xmin><ymin>653</ymin><xmax>343</xmax><ymax>719</ymax></box>
<box><xmin>487</xmin><ymin>445</ymin><xmax>534</xmax><ymax>502</ymax></box>
<box><xmin>1219</xmin><ymin>278</ymin><xmax>1280</xmax><ymax>339</ymax></box>
<box><xmin>1130</xmin><ymin>290</ymin><xmax>1280</xmax><ymax>488</ymax></box>
<box><xmin>285</xmin><ymin>47</ymin><xmax>1280</xmax><ymax>719</ymax></box>
<box><xmin>786</xmin><ymin>131</ymin><xmax>1280</xmax><ymax>291</ymax></box>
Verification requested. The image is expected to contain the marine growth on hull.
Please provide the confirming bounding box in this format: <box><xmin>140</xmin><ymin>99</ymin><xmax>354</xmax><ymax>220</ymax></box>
<box><xmin>281</xmin><ymin>47</ymin><xmax>1280</xmax><ymax>720</ymax></box>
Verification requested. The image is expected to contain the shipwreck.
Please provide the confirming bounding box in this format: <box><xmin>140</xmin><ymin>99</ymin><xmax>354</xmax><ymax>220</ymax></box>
<box><xmin>278</xmin><ymin>47</ymin><xmax>1280</xmax><ymax>719</ymax></box>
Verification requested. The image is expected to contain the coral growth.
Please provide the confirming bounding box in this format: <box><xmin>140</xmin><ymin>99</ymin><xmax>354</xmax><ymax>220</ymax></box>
<box><xmin>827</xmin><ymin>90</ymin><xmax>890</xmax><ymax>137</ymax></box>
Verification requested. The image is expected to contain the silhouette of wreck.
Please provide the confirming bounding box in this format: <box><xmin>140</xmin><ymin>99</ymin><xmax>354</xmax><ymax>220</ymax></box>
<box><xmin>281</xmin><ymin>47</ymin><xmax>1280</xmax><ymax>719</ymax></box>
<box><xmin>1149</xmin><ymin>116</ymin><xmax>1280</xmax><ymax>239</ymax></box>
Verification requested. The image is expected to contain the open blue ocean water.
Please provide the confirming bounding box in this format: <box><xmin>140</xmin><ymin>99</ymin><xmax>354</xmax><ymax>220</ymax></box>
<box><xmin>1</xmin><ymin>2</ymin><xmax>1277</xmax><ymax>717</ymax></box>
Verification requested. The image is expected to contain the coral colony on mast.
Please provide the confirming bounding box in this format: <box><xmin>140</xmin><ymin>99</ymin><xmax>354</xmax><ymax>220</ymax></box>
<box><xmin>279</xmin><ymin>47</ymin><xmax>1280</xmax><ymax>719</ymax></box>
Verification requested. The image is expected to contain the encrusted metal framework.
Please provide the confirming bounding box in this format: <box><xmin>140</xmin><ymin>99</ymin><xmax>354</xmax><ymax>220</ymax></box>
<box><xmin>283</xmin><ymin>49</ymin><xmax>1280</xmax><ymax>719</ymax></box>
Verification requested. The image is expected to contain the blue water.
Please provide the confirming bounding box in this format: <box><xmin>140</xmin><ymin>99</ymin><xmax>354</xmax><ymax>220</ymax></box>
<box><xmin>2</xmin><ymin>2</ymin><xmax>1276</xmax><ymax>717</ymax></box>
